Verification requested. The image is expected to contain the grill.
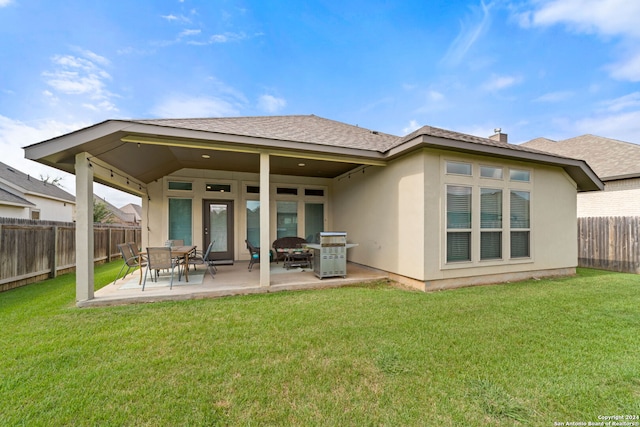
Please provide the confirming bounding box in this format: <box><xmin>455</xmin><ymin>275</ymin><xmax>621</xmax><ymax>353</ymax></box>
<box><xmin>307</xmin><ymin>232</ymin><xmax>356</xmax><ymax>279</ymax></box>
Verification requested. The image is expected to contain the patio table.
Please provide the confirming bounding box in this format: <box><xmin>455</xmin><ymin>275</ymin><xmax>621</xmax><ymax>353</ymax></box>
<box><xmin>139</xmin><ymin>245</ymin><xmax>197</xmax><ymax>284</ymax></box>
<box><xmin>278</xmin><ymin>248</ymin><xmax>312</xmax><ymax>270</ymax></box>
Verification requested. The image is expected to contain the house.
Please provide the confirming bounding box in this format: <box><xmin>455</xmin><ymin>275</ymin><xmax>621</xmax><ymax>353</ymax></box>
<box><xmin>120</xmin><ymin>203</ymin><xmax>142</xmax><ymax>224</ymax></box>
<box><xmin>23</xmin><ymin>115</ymin><xmax>602</xmax><ymax>302</ymax></box>
<box><xmin>93</xmin><ymin>195</ymin><xmax>141</xmax><ymax>225</ymax></box>
<box><xmin>0</xmin><ymin>161</ymin><xmax>75</xmax><ymax>221</ymax></box>
<box><xmin>521</xmin><ymin>135</ymin><xmax>640</xmax><ymax>217</ymax></box>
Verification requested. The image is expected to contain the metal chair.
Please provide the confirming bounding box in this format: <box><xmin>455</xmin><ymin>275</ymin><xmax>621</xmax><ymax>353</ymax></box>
<box><xmin>114</xmin><ymin>243</ymin><xmax>146</xmax><ymax>284</ymax></box>
<box><xmin>183</xmin><ymin>241</ymin><xmax>217</xmax><ymax>279</ymax></box>
<box><xmin>143</xmin><ymin>247</ymin><xmax>180</xmax><ymax>290</ymax></box>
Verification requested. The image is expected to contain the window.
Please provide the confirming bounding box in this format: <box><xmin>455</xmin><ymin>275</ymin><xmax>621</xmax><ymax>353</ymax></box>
<box><xmin>480</xmin><ymin>166</ymin><xmax>503</xmax><ymax>179</ymax></box>
<box><xmin>510</xmin><ymin>169</ymin><xmax>530</xmax><ymax>182</ymax></box>
<box><xmin>277</xmin><ymin>201</ymin><xmax>298</xmax><ymax>238</ymax></box>
<box><xmin>305</xmin><ymin>188</ymin><xmax>324</xmax><ymax>197</ymax></box>
<box><xmin>206</xmin><ymin>184</ymin><xmax>231</xmax><ymax>192</ymax></box>
<box><xmin>277</xmin><ymin>187</ymin><xmax>298</xmax><ymax>195</ymax></box>
<box><xmin>246</xmin><ymin>185</ymin><xmax>260</xmax><ymax>194</ymax></box>
<box><xmin>480</xmin><ymin>188</ymin><xmax>502</xmax><ymax>260</ymax></box>
<box><xmin>446</xmin><ymin>185</ymin><xmax>472</xmax><ymax>262</ymax></box>
<box><xmin>168</xmin><ymin>181</ymin><xmax>192</xmax><ymax>191</ymax></box>
<box><xmin>246</xmin><ymin>201</ymin><xmax>260</xmax><ymax>246</ymax></box>
<box><xmin>446</xmin><ymin>161</ymin><xmax>472</xmax><ymax>176</ymax></box>
<box><xmin>510</xmin><ymin>190</ymin><xmax>530</xmax><ymax>258</ymax></box>
<box><xmin>305</xmin><ymin>203</ymin><xmax>324</xmax><ymax>243</ymax></box>
<box><xmin>168</xmin><ymin>198</ymin><xmax>192</xmax><ymax>245</ymax></box>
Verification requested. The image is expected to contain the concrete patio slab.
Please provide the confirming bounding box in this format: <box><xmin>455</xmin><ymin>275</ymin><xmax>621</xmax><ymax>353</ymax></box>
<box><xmin>78</xmin><ymin>261</ymin><xmax>389</xmax><ymax>307</ymax></box>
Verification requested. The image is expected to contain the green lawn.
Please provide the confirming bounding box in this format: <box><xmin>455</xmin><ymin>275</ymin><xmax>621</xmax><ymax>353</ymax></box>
<box><xmin>1</xmin><ymin>263</ymin><xmax>639</xmax><ymax>426</ymax></box>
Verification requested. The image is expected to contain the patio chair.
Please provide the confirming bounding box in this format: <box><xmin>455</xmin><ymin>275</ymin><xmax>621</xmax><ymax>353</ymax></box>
<box><xmin>246</xmin><ymin>240</ymin><xmax>271</xmax><ymax>272</ymax></box>
<box><xmin>164</xmin><ymin>239</ymin><xmax>184</xmax><ymax>247</ymax></box>
<box><xmin>183</xmin><ymin>240</ymin><xmax>217</xmax><ymax>279</ymax></box>
<box><xmin>113</xmin><ymin>243</ymin><xmax>147</xmax><ymax>285</ymax></box>
<box><xmin>143</xmin><ymin>246</ymin><xmax>181</xmax><ymax>290</ymax></box>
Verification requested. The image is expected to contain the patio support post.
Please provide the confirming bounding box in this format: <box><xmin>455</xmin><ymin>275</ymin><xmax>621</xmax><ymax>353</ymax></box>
<box><xmin>75</xmin><ymin>152</ymin><xmax>94</xmax><ymax>302</ymax></box>
<box><xmin>259</xmin><ymin>152</ymin><xmax>270</xmax><ymax>287</ymax></box>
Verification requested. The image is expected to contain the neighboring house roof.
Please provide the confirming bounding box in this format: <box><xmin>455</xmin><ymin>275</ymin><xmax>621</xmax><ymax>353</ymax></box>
<box><xmin>0</xmin><ymin>186</ymin><xmax>35</xmax><ymax>207</ymax></box>
<box><xmin>23</xmin><ymin>114</ymin><xmax>603</xmax><ymax>192</ymax></box>
<box><xmin>120</xmin><ymin>203</ymin><xmax>142</xmax><ymax>222</ymax></box>
<box><xmin>94</xmin><ymin>195</ymin><xmax>138</xmax><ymax>224</ymax></box>
<box><xmin>521</xmin><ymin>134</ymin><xmax>640</xmax><ymax>181</ymax></box>
<box><xmin>0</xmin><ymin>161</ymin><xmax>76</xmax><ymax>203</ymax></box>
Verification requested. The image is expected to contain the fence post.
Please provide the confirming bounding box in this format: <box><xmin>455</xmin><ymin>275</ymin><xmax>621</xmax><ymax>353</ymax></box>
<box><xmin>50</xmin><ymin>225</ymin><xmax>58</xmax><ymax>278</ymax></box>
<box><xmin>107</xmin><ymin>227</ymin><xmax>112</xmax><ymax>262</ymax></box>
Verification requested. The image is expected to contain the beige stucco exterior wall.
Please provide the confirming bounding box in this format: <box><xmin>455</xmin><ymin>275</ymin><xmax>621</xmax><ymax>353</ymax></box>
<box><xmin>332</xmin><ymin>150</ymin><xmax>426</xmax><ymax>281</ymax></box>
<box><xmin>142</xmin><ymin>168</ymin><xmax>332</xmax><ymax>261</ymax></box>
<box><xmin>577</xmin><ymin>178</ymin><xmax>640</xmax><ymax>217</ymax></box>
<box><xmin>332</xmin><ymin>149</ymin><xmax>579</xmax><ymax>288</ymax></box>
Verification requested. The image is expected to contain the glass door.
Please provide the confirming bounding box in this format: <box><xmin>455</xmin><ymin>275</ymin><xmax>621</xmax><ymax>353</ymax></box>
<box><xmin>203</xmin><ymin>200</ymin><xmax>234</xmax><ymax>262</ymax></box>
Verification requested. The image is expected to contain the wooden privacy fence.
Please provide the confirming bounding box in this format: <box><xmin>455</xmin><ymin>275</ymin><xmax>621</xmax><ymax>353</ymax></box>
<box><xmin>578</xmin><ymin>216</ymin><xmax>640</xmax><ymax>274</ymax></box>
<box><xmin>0</xmin><ymin>218</ymin><xmax>141</xmax><ymax>292</ymax></box>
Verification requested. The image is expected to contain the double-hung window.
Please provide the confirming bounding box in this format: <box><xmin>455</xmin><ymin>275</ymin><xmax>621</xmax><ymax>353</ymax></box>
<box><xmin>480</xmin><ymin>188</ymin><xmax>502</xmax><ymax>260</ymax></box>
<box><xmin>510</xmin><ymin>190</ymin><xmax>530</xmax><ymax>258</ymax></box>
<box><xmin>446</xmin><ymin>185</ymin><xmax>472</xmax><ymax>262</ymax></box>
<box><xmin>444</xmin><ymin>160</ymin><xmax>531</xmax><ymax>266</ymax></box>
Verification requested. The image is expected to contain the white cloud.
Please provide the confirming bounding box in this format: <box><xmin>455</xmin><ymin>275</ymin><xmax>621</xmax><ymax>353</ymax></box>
<box><xmin>526</xmin><ymin>0</ymin><xmax>640</xmax><ymax>38</ymax></box>
<box><xmin>608</xmin><ymin>52</ymin><xmax>640</xmax><ymax>82</ymax></box>
<box><xmin>599</xmin><ymin>92</ymin><xmax>640</xmax><ymax>112</ymax></box>
<box><xmin>162</xmin><ymin>14</ymin><xmax>191</xmax><ymax>23</ymax></box>
<box><xmin>534</xmin><ymin>90</ymin><xmax>573</xmax><ymax>102</ymax></box>
<box><xmin>257</xmin><ymin>95</ymin><xmax>286</xmax><ymax>113</ymax></box>
<box><xmin>428</xmin><ymin>90</ymin><xmax>445</xmax><ymax>101</ymax></box>
<box><xmin>441</xmin><ymin>1</ymin><xmax>492</xmax><ymax>67</ymax></box>
<box><xmin>0</xmin><ymin>0</ymin><xmax>13</xmax><ymax>7</ymax></box>
<box><xmin>402</xmin><ymin>120</ymin><xmax>421</xmax><ymax>135</ymax></box>
<box><xmin>0</xmin><ymin>115</ymin><xmax>140</xmax><ymax>206</ymax></box>
<box><xmin>520</xmin><ymin>0</ymin><xmax>640</xmax><ymax>81</ymax></box>
<box><xmin>575</xmin><ymin>110</ymin><xmax>640</xmax><ymax>142</ymax></box>
<box><xmin>482</xmin><ymin>74</ymin><xmax>522</xmax><ymax>91</ymax></box>
<box><xmin>0</xmin><ymin>115</ymin><xmax>87</xmax><ymax>191</ymax></box>
<box><xmin>179</xmin><ymin>29</ymin><xmax>201</xmax><ymax>37</ymax></box>
<box><xmin>150</xmin><ymin>95</ymin><xmax>240</xmax><ymax>118</ymax></box>
<box><xmin>187</xmin><ymin>32</ymin><xmax>248</xmax><ymax>46</ymax></box>
<box><xmin>42</xmin><ymin>50</ymin><xmax>118</xmax><ymax>113</ymax></box>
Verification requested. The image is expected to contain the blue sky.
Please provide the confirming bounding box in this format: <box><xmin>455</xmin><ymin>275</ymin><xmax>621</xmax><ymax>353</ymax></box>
<box><xmin>1</xmin><ymin>0</ymin><xmax>640</xmax><ymax>206</ymax></box>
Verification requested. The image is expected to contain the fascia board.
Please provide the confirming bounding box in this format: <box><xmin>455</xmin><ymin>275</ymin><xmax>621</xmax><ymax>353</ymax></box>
<box><xmin>23</xmin><ymin>120</ymin><xmax>129</xmax><ymax>160</ymax></box>
<box><xmin>388</xmin><ymin>135</ymin><xmax>603</xmax><ymax>192</ymax></box>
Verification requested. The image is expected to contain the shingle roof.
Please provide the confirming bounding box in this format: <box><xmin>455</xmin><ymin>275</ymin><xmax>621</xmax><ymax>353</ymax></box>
<box><xmin>521</xmin><ymin>134</ymin><xmax>640</xmax><ymax>180</ymax></box>
<box><xmin>131</xmin><ymin>114</ymin><xmax>399</xmax><ymax>152</ymax></box>
<box><xmin>0</xmin><ymin>161</ymin><xmax>75</xmax><ymax>202</ymax></box>
<box><xmin>0</xmin><ymin>186</ymin><xmax>35</xmax><ymax>206</ymax></box>
<box><xmin>392</xmin><ymin>125</ymin><xmax>559</xmax><ymax>156</ymax></box>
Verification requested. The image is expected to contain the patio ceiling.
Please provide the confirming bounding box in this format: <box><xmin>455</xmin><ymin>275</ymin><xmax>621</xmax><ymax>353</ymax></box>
<box><xmin>25</xmin><ymin>122</ymin><xmax>384</xmax><ymax>194</ymax></box>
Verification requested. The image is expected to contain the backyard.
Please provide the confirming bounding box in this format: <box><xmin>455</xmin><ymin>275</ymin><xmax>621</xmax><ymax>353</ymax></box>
<box><xmin>1</xmin><ymin>262</ymin><xmax>639</xmax><ymax>426</ymax></box>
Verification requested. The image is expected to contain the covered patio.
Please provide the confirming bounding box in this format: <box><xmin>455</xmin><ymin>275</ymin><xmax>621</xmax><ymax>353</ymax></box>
<box><xmin>24</xmin><ymin>116</ymin><xmax>393</xmax><ymax>305</ymax></box>
<box><xmin>81</xmin><ymin>261</ymin><xmax>388</xmax><ymax>307</ymax></box>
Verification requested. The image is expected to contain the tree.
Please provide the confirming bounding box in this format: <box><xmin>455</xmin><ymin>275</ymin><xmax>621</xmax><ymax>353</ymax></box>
<box><xmin>39</xmin><ymin>174</ymin><xmax>63</xmax><ymax>187</ymax></box>
<box><xmin>93</xmin><ymin>200</ymin><xmax>114</xmax><ymax>223</ymax></box>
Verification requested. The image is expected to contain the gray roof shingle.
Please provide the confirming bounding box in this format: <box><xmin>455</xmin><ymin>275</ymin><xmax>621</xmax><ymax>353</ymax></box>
<box><xmin>0</xmin><ymin>186</ymin><xmax>35</xmax><ymax>206</ymax></box>
<box><xmin>131</xmin><ymin>115</ymin><xmax>399</xmax><ymax>152</ymax></box>
<box><xmin>0</xmin><ymin>161</ymin><xmax>75</xmax><ymax>202</ymax></box>
<box><xmin>521</xmin><ymin>134</ymin><xmax>640</xmax><ymax>180</ymax></box>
